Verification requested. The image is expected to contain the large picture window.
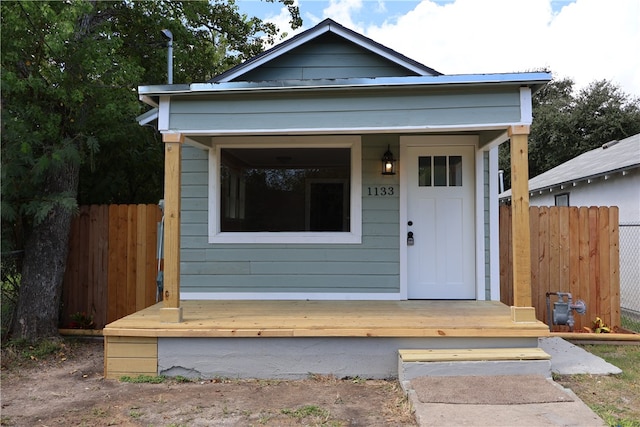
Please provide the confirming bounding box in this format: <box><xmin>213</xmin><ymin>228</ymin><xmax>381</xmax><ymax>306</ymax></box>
<box><xmin>209</xmin><ymin>136</ymin><xmax>362</xmax><ymax>244</ymax></box>
<box><xmin>220</xmin><ymin>148</ymin><xmax>350</xmax><ymax>232</ymax></box>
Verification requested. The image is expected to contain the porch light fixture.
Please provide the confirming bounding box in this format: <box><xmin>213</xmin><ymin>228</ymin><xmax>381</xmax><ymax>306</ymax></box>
<box><xmin>381</xmin><ymin>145</ymin><xmax>396</xmax><ymax>175</ymax></box>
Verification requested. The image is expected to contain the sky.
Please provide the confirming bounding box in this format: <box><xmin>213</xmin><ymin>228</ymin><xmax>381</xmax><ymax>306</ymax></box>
<box><xmin>237</xmin><ymin>0</ymin><xmax>640</xmax><ymax>97</ymax></box>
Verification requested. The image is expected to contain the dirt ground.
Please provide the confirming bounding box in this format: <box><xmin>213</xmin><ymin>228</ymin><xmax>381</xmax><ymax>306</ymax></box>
<box><xmin>0</xmin><ymin>338</ymin><xmax>416</xmax><ymax>426</ymax></box>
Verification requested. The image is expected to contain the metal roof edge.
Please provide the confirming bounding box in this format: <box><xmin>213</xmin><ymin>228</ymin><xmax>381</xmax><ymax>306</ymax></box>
<box><xmin>499</xmin><ymin>163</ymin><xmax>640</xmax><ymax>199</ymax></box>
<box><xmin>528</xmin><ymin>164</ymin><xmax>640</xmax><ymax>193</ymax></box>
<box><xmin>139</xmin><ymin>72</ymin><xmax>552</xmax><ymax>97</ymax></box>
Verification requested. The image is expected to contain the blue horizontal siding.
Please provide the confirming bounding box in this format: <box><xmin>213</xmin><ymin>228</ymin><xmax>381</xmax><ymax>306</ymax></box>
<box><xmin>238</xmin><ymin>35</ymin><xmax>417</xmax><ymax>81</ymax></box>
<box><xmin>179</xmin><ymin>139</ymin><xmax>401</xmax><ymax>294</ymax></box>
<box><xmin>169</xmin><ymin>90</ymin><xmax>521</xmax><ymax>131</ymax></box>
<box><xmin>181</xmin><ymin>275</ymin><xmax>400</xmax><ymax>292</ymax></box>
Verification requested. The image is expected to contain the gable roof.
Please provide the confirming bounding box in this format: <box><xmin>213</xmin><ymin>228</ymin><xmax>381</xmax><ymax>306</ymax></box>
<box><xmin>500</xmin><ymin>133</ymin><xmax>640</xmax><ymax>198</ymax></box>
<box><xmin>209</xmin><ymin>18</ymin><xmax>442</xmax><ymax>83</ymax></box>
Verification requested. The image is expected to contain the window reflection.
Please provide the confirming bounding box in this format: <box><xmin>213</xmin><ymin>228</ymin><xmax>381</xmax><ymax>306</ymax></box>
<box><xmin>418</xmin><ymin>156</ymin><xmax>432</xmax><ymax>187</ymax></box>
<box><xmin>434</xmin><ymin>156</ymin><xmax>447</xmax><ymax>186</ymax></box>
<box><xmin>449</xmin><ymin>156</ymin><xmax>462</xmax><ymax>186</ymax></box>
<box><xmin>220</xmin><ymin>148</ymin><xmax>350</xmax><ymax>232</ymax></box>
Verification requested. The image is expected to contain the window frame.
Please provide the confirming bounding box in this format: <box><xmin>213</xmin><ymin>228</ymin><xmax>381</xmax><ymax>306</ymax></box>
<box><xmin>208</xmin><ymin>135</ymin><xmax>362</xmax><ymax>244</ymax></box>
<box><xmin>554</xmin><ymin>193</ymin><xmax>570</xmax><ymax>207</ymax></box>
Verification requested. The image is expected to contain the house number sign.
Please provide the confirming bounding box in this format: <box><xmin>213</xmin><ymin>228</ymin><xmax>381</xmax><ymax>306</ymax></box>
<box><xmin>367</xmin><ymin>186</ymin><xmax>395</xmax><ymax>196</ymax></box>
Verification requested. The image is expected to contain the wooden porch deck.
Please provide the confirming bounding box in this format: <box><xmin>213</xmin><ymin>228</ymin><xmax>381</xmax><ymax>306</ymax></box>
<box><xmin>103</xmin><ymin>301</ymin><xmax>550</xmax><ymax>379</ymax></box>
<box><xmin>103</xmin><ymin>300</ymin><xmax>549</xmax><ymax>338</ymax></box>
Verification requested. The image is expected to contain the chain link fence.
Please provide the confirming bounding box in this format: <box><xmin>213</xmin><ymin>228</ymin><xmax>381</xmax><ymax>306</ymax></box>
<box><xmin>620</xmin><ymin>223</ymin><xmax>640</xmax><ymax>332</ymax></box>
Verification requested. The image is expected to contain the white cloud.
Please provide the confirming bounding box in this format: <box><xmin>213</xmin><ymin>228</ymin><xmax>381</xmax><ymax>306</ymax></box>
<box><xmin>374</xmin><ymin>0</ymin><xmax>387</xmax><ymax>14</ymax></box>
<box><xmin>545</xmin><ymin>0</ymin><xmax>640</xmax><ymax>94</ymax></box>
<box><xmin>322</xmin><ymin>0</ymin><xmax>365</xmax><ymax>32</ymax></box>
<box><xmin>364</xmin><ymin>0</ymin><xmax>640</xmax><ymax>95</ymax></box>
<box><xmin>262</xmin><ymin>0</ymin><xmax>640</xmax><ymax>96</ymax></box>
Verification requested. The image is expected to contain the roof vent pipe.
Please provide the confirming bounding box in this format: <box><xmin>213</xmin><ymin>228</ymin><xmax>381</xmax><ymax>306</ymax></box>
<box><xmin>161</xmin><ymin>29</ymin><xmax>173</xmax><ymax>84</ymax></box>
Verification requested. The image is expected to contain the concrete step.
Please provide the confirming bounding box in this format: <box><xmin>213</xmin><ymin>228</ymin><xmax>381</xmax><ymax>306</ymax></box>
<box><xmin>398</xmin><ymin>348</ymin><xmax>552</xmax><ymax>384</ymax></box>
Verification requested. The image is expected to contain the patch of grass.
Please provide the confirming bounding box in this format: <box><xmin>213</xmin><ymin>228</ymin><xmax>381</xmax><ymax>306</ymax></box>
<box><xmin>91</xmin><ymin>408</ymin><xmax>108</xmax><ymax>418</ymax></box>
<box><xmin>621</xmin><ymin>315</ymin><xmax>640</xmax><ymax>333</ymax></box>
<box><xmin>583</xmin><ymin>344</ymin><xmax>639</xmax><ymax>381</ymax></box>
<box><xmin>556</xmin><ymin>344</ymin><xmax>640</xmax><ymax>427</ymax></box>
<box><xmin>255</xmin><ymin>378</ymin><xmax>283</xmax><ymax>387</ymax></box>
<box><xmin>171</xmin><ymin>375</ymin><xmax>195</xmax><ymax>383</ymax></box>
<box><xmin>119</xmin><ymin>374</ymin><xmax>166</xmax><ymax>383</ymax></box>
<box><xmin>383</xmin><ymin>381</ymin><xmax>415</xmax><ymax>423</ymax></box>
<box><xmin>307</xmin><ymin>373</ymin><xmax>338</xmax><ymax>383</ymax></box>
<box><xmin>257</xmin><ymin>411</ymin><xmax>274</xmax><ymax>424</ymax></box>
<box><xmin>128</xmin><ymin>408</ymin><xmax>143</xmax><ymax>419</ymax></box>
<box><xmin>1</xmin><ymin>338</ymin><xmax>65</xmax><ymax>366</ymax></box>
<box><xmin>22</xmin><ymin>340</ymin><xmax>64</xmax><ymax>360</ymax></box>
<box><xmin>281</xmin><ymin>405</ymin><xmax>330</xmax><ymax>420</ymax></box>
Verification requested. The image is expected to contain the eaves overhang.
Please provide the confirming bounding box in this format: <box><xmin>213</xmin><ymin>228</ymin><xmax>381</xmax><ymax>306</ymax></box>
<box><xmin>499</xmin><ymin>164</ymin><xmax>640</xmax><ymax>199</ymax></box>
<box><xmin>138</xmin><ymin>72</ymin><xmax>552</xmax><ymax>106</ymax></box>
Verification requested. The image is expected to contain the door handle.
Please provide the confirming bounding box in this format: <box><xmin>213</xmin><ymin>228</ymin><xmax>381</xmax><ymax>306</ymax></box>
<box><xmin>407</xmin><ymin>231</ymin><xmax>414</xmax><ymax>246</ymax></box>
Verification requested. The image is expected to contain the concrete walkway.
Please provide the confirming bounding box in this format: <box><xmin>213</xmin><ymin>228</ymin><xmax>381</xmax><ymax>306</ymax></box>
<box><xmin>406</xmin><ymin>337</ymin><xmax>622</xmax><ymax>427</ymax></box>
<box><xmin>539</xmin><ymin>336</ymin><xmax>622</xmax><ymax>375</ymax></box>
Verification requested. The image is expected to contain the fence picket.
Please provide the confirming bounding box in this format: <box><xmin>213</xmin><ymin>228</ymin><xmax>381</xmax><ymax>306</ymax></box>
<box><xmin>499</xmin><ymin>205</ymin><xmax>513</xmax><ymax>305</ymax></box>
<box><xmin>538</xmin><ymin>207</ymin><xmax>550</xmax><ymax>324</ymax></box>
<box><xmin>147</xmin><ymin>206</ymin><xmax>161</xmax><ymax>306</ymax></box>
<box><xmin>578</xmin><ymin>207</ymin><xmax>591</xmax><ymax>328</ymax></box>
<box><xmin>609</xmin><ymin>207</ymin><xmax>620</xmax><ymax>325</ymax></box>
<box><xmin>96</xmin><ymin>205</ymin><xmax>109</xmax><ymax>327</ymax></box>
<box><xmin>599</xmin><ymin>207</ymin><xmax>611</xmax><ymax>324</ymax></box>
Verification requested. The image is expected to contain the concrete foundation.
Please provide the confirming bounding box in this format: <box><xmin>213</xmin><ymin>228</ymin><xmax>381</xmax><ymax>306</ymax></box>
<box><xmin>158</xmin><ymin>336</ymin><xmax>539</xmax><ymax>379</ymax></box>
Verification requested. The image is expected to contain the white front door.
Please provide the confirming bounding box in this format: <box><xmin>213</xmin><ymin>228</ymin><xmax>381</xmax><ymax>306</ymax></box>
<box><xmin>405</xmin><ymin>145</ymin><xmax>476</xmax><ymax>299</ymax></box>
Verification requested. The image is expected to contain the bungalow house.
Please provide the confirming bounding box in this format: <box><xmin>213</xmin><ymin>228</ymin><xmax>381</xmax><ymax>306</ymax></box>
<box><xmin>104</xmin><ymin>19</ymin><xmax>552</xmax><ymax>380</ymax></box>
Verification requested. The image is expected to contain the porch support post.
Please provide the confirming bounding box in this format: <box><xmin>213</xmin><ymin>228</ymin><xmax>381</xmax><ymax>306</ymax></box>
<box><xmin>508</xmin><ymin>125</ymin><xmax>536</xmax><ymax>322</ymax></box>
<box><xmin>161</xmin><ymin>132</ymin><xmax>184</xmax><ymax>323</ymax></box>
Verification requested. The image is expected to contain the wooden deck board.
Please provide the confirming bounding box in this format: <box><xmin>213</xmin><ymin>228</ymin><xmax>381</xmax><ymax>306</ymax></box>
<box><xmin>103</xmin><ymin>300</ymin><xmax>550</xmax><ymax>338</ymax></box>
<box><xmin>399</xmin><ymin>348</ymin><xmax>551</xmax><ymax>362</ymax></box>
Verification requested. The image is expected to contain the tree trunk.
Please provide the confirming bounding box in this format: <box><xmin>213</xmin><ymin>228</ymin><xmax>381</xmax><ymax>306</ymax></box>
<box><xmin>11</xmin><ymin>162</ymin><xmax>79</xmax><ymax>341</ymax></box>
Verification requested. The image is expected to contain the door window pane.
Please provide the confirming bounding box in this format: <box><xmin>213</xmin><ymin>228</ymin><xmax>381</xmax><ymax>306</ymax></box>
<box><xmin>418</xmin><ymin>156</ymin><xmax>432</xmax><ymax>187</ymax></box>
<box><xmin>449</xmin><ymin>156</ymin><xmax>462</xmax><ymax>186</ymax></box>
<box><xmin>434</xmin><ymin>156</ymin><xmax>447</xmax><ymax>186</ymax></box>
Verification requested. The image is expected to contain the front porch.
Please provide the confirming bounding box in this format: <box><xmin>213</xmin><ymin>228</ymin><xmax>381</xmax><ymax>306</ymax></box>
<box><xmin>103</xmin><ymin>300</ymin><xmax>550</xmax><ymax>379</ymax></box>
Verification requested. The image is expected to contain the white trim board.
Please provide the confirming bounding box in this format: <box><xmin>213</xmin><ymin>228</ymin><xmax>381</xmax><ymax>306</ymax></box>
<box><xmin>172</xmin><ymin>122</ymin><xmax>528</xmax><ymax>139</ymax></box>
<box><xmin>207</xmin><ymin>135</ymin><xmax>362</xmax><ymax>244</ymax></box>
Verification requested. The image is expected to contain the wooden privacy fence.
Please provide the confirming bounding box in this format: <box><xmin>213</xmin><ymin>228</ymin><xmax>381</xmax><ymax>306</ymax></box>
<box><xmin>62</xmin><ymin>204</ymin><xmax>162</xmax><ymax>329</ymax></box>
<box><xmin>63</xmin><ymin>203</ymin><xmax>620</xmax><ymax>331</ymax></box>
<box><xmin>500</xmin><ymin>205</ymin><xmax>620</xmax><ymax>331</ymax></box>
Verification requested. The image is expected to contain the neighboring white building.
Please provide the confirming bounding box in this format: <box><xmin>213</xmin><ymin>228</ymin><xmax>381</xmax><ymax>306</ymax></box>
<box><xmin>501</xmin><ymin>133</ymin><xmax>640</xmax><ymax>320</ymax></box>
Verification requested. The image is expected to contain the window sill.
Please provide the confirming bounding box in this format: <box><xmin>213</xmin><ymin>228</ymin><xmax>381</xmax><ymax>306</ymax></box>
<box><xmin>208</xmin><ymin>232</ymin><xmax>362</xmax><ymax>245</ymax></box>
